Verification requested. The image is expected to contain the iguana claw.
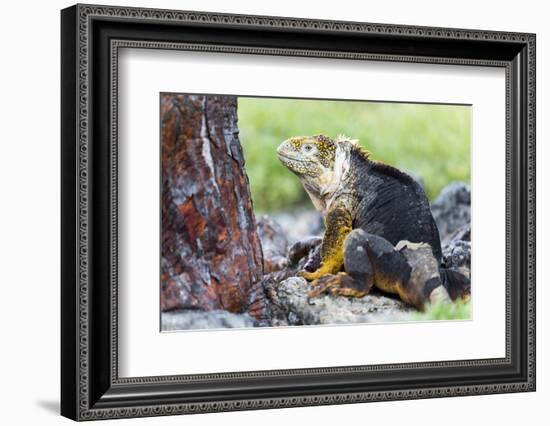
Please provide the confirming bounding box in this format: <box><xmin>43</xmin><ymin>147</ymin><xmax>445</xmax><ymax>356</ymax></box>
<box><xmin>307</xmin><ymin>273</ymin><xmax>344</xmax><ymax>297</ymax></box>
<box><xmin>298</xmin><ymin>270</ymin><xmax>324</xmax><ymax>281</ymax></box>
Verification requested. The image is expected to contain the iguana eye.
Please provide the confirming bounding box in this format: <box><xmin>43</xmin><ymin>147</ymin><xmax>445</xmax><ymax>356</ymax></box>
<box><xmin>302</xmin><ymin>144</ymin><xmax>317</xmax><ymax>155</ymax></box>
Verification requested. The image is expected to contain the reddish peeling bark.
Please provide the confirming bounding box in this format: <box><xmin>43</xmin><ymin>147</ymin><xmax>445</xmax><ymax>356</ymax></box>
<box><xmin>160</xmin><ymin>94</ymin><xmax>264</xmax><ymax>315</ymax></box>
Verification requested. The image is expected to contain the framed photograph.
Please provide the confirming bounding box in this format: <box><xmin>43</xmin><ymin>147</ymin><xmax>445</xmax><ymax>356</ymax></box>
<box><xmin>61</xmin><ymin>4</ymin><xmax>536</xmax><ymax>421</ymax></box>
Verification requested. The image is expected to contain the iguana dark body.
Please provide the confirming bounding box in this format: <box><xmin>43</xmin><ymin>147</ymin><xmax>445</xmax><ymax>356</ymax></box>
<box><xmin>277</xmin><ymin>134</ymin><xmax>469</xmax><ymax>310</ymax></box>
<box><xmin>343</xmin><ymin>148</ymin><xmax>442</xmax><ymax>260</ymax></box>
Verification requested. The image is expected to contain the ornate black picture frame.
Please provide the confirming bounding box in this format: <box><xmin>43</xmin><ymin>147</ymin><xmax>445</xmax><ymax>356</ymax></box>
<box><xmin>61</xmin><ymin>3</ymin><xmax>536</xmax><ymax>421</ymax></box>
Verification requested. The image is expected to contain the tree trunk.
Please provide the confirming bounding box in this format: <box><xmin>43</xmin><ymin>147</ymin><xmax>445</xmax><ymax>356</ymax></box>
<box><xmin>160</xmin><ymin>94</ymin><xmax>264</xmax><ymax>315</ymax></box>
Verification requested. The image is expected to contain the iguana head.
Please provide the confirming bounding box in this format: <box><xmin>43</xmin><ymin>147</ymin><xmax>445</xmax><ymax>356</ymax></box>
<box><xmin>277</xmin><ymin>134</ymin><xmax>361</xmax><ymax>212</ymax></box>
<box><xmin>276</xmin><ymin>134</ymin><xmax>338</xmax><ymax>178</ymax></box>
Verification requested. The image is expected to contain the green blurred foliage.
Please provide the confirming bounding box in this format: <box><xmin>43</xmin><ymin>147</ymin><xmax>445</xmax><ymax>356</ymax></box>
<box><xmin>413</xmin><ymin>300</ymin><xmax>472</xmax><ymax>321</ymax></box>
<box><xmin>238</xmin><ymin>97</ymin><xmax>471</xmax><ymax>213</ymax></box>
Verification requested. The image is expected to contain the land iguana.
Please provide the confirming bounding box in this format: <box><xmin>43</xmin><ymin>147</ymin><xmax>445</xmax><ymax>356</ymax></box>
<box><xmin>276</xmin><ymin>134</ymin><xmax>470</xmax><ymax>310</ymax></box>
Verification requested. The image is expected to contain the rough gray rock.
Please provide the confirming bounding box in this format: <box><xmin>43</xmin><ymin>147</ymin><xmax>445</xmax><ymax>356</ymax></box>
<box><xmin>443</xmin><ymin>239</ymin><xmax>471</xmax><ymax>267</ymax></box>
<box><xmin>272</xmin><ymin>209</ymin><xmax>324</xmax><ymax>243</ymax></box>
<box><xmin>161</xmin><ymin>310</ymin><xmax>258</xmax><ymax>331</ymax></box>
<box><xmin>431</xmin><ymin>182</ymin><xmax>471</xmax><ymax>243</ymax></box>
<box><xmin>256</xmin><ymin>215</ymin><xmax>289</xmax><ymax>272</ymax></box>
<box><xmin>275</xmin><ymin>277</ymin><xmax>412</xmax><ymax>325</ymax></box>
<box><xmin>446</xmin><ymin>223</ymin><xmax>471</xmax><ymax>243</ymax></box>
<box><xmin>443</xmin><ymin>239</ymin><xmax>471</xmax><ymax>279</ymax></box>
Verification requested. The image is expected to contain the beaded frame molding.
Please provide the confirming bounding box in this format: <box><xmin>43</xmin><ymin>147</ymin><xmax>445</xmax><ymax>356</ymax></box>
<box><xmin>60</xmin><ymin>3</ymin><xmax>536</xmax><ymax>421</ymax></box>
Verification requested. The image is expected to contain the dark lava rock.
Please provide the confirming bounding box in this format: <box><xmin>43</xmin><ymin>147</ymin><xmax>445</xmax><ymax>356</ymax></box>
<box><xmin>431</xmin><ymin>182</ymin><xmax>471</xmax><ymax>243</ymax></box>
<box><xmin>288</xmin><ymin>236</ymin><xmax>322</xmax><ymax>272</ymax></box>
<box><xmin>245</xmin><ymin>279</ymin><xmax>274</xmax><ymax>327</ymax></box>
<box><xmin>257</xmin><ymin>270</ymin><xmax>296</xmax><ymax>327</ymax></box>
<box><xmin>256</xmin><ymin>215</ymin><xmax>289</xmax><ymax>273</ymax></box>
<box><xmin>443</xmin><ymin>239</ymin><xmax>471</xmax><ymax>279</ymax></box>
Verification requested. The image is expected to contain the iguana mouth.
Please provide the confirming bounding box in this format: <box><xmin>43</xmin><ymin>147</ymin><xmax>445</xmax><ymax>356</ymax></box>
<box><xmin>276</xmin><ymin>152</ymin><xmax>296</xmax><ymax>161</ymax></box>
<box><xmin>277</xmin><ymin>152</ymin><xmax>310</xmax><ymax>164</ymax></box>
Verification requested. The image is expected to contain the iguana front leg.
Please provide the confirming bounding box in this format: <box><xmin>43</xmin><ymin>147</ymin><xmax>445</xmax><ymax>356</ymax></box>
<box><xmin>300</xmin><ymin>200</ymin><xmax>353</xmax><ymax>281</ymax></box>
